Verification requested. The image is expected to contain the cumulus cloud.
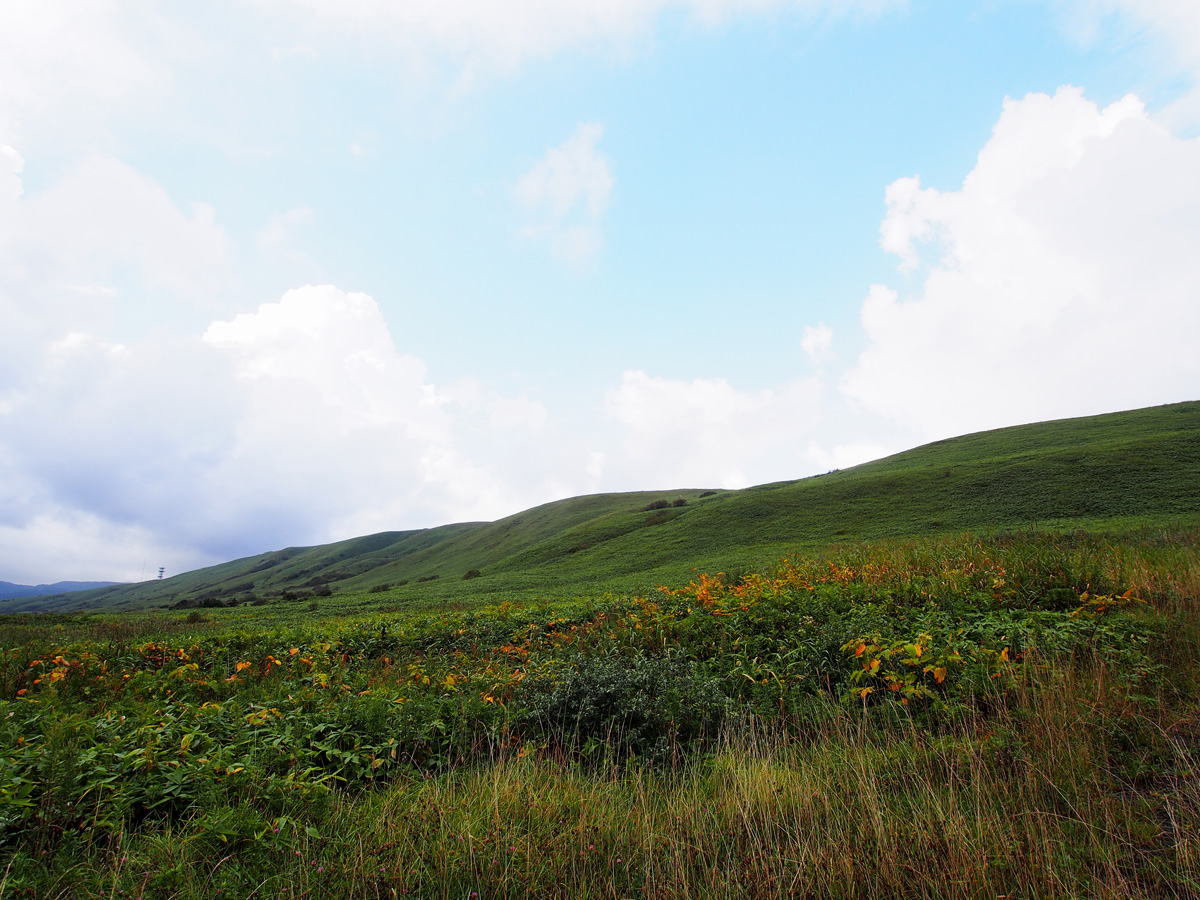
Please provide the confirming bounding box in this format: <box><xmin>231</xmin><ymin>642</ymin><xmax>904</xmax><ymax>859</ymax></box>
<box><xmin>842</xmin><ymin>87</ymin><xmax>1200</xmax><ymax>441</ymax></box>
<box><xmin>200</xmin><ymin>286</ymin><xmax>515</xmax><ymax>532</ymax></box>
<box><xmin>5</xmin><ymin>332</ymin><xmax>246</xmax><ymax>544</ymax></box>
<box><xmin>0</xmin><ymin>276</ymin><xmax>598</xmax><ymax>582</ymax></box>
<box><xmin>603</xmin><ymin>370</ymin><xmax>825</xmax><ymax>490</ymax></box>
<box><xmin>516</xmin><ymin>123</ymin><xmax>614</xmax><ymax>263</ymax></box>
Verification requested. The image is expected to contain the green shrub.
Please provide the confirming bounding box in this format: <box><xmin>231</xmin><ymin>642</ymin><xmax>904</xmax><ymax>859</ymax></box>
<box><xmin>519</xmin><ymin>652</ymin><xmax>727</xmax><ymax>762</ymax></box>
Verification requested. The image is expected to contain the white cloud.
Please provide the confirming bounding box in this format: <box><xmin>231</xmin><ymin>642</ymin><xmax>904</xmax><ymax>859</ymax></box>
<box><xmin>0</xmin><ymin>281</ymin><xmax>596</xmax><ymax>581</ymax></box>
<box><xmin>1</xmin><ymin>329</ymin><xmax>251</xmax><ymax>571</ymax></box>
<box><xmin>803</xmin><ymin>439</ymin><xmax>890</xmax><ymax>473</ymax></box>
<box><xmin>437</xmin><ymin>379</ymin><xmax>550</xmax><ymax>433</ymax></box>
<box><xmin>552</xmin><ymin>225</ymin><xmax>607</xmax><ymax>265</ymax></box>
<box><xmin>604</xmin><ymin>370</ymin><xmax>825</xmax><ymax>489</ymax></box>
<box><xmin>0</xmin><ymin>509</ymin><xmax>208</xmax><ymax>588</ymax></box>
<box><xmin>191</xmin><ymin>287</ymin><xmax>613</xmax><ymax>541</ymax></box>
<box><xmin>199</xmin><ymin>286</ymin><xmax>560</xmax><ymax>536</ymax></box>
<box><xmin>205</xmin><ymin>286</ymin><xmax>434</xmax><ymax>427</ymax></box>
<box><xmin>25</xmin><ymin>156</ymin><xmax>235</xmax><ymax>297</ymax></box>
<box><xmin>247</xmin><ymin>0</ymin><xmax>904</xmax><ymax>71</ymax></box>
<box><xmin>0</xmin><ymin>0</ymin><xmax>170</xmax><ymax>145</ymax></box>
<box><xmin>516</xmin><ymin>123</ymin><xmax>613</xmax><ymax>263</ymax></box>
<box><xmin>0</xmin><ymin>0</ymin><xmax>907</xmax><ymax>159</ymax></box>
<box><xmin>0</xmin><ymin>145</ymin><xmax>236</xmax><ymax>412</ymax></box>
<box><xmin>257</xmin><ymin>206</ymin><xmax>316</xmax><ymax>253</ymax></box>
<box><xmin>1069</xmin><ymin>1</ymin><xmax>1200</xmax><ymax>118</ymax></box>
<box><xmin>516</xmin><ymin>123</ymin><xmax>613</xmax><ymax>218</ymax></box>
<box><xmin>842</xmin><ymin>86</ymin><xmax>1200</xmax><ymax>441</ymax></box>
<box><xmin>0</xmin><ymin>144</ymin><xmax>599</xmax><ymax>583</ymax></box>
<box><xmin>801</xmin><ymin>323</ymin><xmax>834</xmax><ymax>362</ymax></box>
<box><xmin>0</xmin><ymin>145</ymin><xmax>23</xmax><ymax>205</ymax></box>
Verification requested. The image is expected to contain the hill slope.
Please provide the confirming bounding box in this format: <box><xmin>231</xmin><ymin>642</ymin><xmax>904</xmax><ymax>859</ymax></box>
<box><xmin>8</xmin><ymin>400</ymin><xmax>1199</xmax><ymax>613</ymax></box>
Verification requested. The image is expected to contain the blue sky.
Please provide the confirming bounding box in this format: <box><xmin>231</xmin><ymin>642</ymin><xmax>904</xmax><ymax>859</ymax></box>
<box><xmin>2</xmin><ymin>0</ymin><xmax>1199</xmax><ymax>584</ymax></box>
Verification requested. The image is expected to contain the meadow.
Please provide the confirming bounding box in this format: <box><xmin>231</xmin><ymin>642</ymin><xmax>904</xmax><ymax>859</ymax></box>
<box><xmin>3</xmin><ymin>525</ymin><xmax>1199</xmax><ymax>899</ymax></box>
<box><xmin>12</xmin><ymin>400</ymin><xmax>1199</xmax><ymax>616</ymax></box>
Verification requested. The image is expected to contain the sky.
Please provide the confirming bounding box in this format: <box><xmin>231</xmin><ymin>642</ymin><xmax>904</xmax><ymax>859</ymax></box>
<box><xmin>2</xmin><ymin>0</ymin><xmax>1199</xmax><ymax>585</ymax></box>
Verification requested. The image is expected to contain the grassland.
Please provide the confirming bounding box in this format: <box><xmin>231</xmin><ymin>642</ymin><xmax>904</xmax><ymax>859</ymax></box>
<box><xmin>11</xmin><ymin>399</ymin><xmax>1200</xmax><ymax>614</ymax></box>
<box><xmin>2</xmin><ymin>401</ymin><xmax>1200</xmax><ymax>899</ymax></box>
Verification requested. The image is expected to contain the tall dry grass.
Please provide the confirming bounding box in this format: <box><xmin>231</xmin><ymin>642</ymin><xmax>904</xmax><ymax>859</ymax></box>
<box><xmin>274</xmin><ymin>653</ymin><xmax>1198</xmax><ymax>900</ymax></box>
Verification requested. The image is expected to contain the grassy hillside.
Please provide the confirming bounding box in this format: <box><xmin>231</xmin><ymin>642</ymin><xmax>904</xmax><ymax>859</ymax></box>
<box><xmin>9</xmin><ymin>400</ymin><xmax>1199</xmax><ymax>613</ymax></box>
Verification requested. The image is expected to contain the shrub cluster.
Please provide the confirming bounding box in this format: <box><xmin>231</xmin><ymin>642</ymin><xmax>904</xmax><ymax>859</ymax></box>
<box><xmin>641</xmin><ymin>498</ymin><xmax>688</xmax><ymax>512</ymax></box>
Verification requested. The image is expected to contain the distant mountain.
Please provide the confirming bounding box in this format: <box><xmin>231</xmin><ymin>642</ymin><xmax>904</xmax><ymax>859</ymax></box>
<box><xmin>0</xmin><ymin>581</ymin><xmax>123</xmax><ymax>601</ymax></box>
<box><xmin>4</xmin><ymin>400</ymin><xmax>1199</xmax><ymax>615</ymax></box>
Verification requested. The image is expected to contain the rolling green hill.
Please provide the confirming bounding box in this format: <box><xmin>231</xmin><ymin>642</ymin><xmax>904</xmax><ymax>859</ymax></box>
<box><xmin>7</xmin><ymin>400</ymin><xmax>1199</xmax><ymax>613</ymax></box>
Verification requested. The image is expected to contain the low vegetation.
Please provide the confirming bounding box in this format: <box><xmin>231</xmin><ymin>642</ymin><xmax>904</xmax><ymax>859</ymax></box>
<box><xmin>2</xmin><ymin>526</ymin><xmax>1199</xmax><ymax>898</ymax></box>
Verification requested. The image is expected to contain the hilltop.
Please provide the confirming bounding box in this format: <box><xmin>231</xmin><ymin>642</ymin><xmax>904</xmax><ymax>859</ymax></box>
<box><xmin>7</xmin><ymin>399</ymin><xmax>1199</xmax><ymax>613</ymax></box>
